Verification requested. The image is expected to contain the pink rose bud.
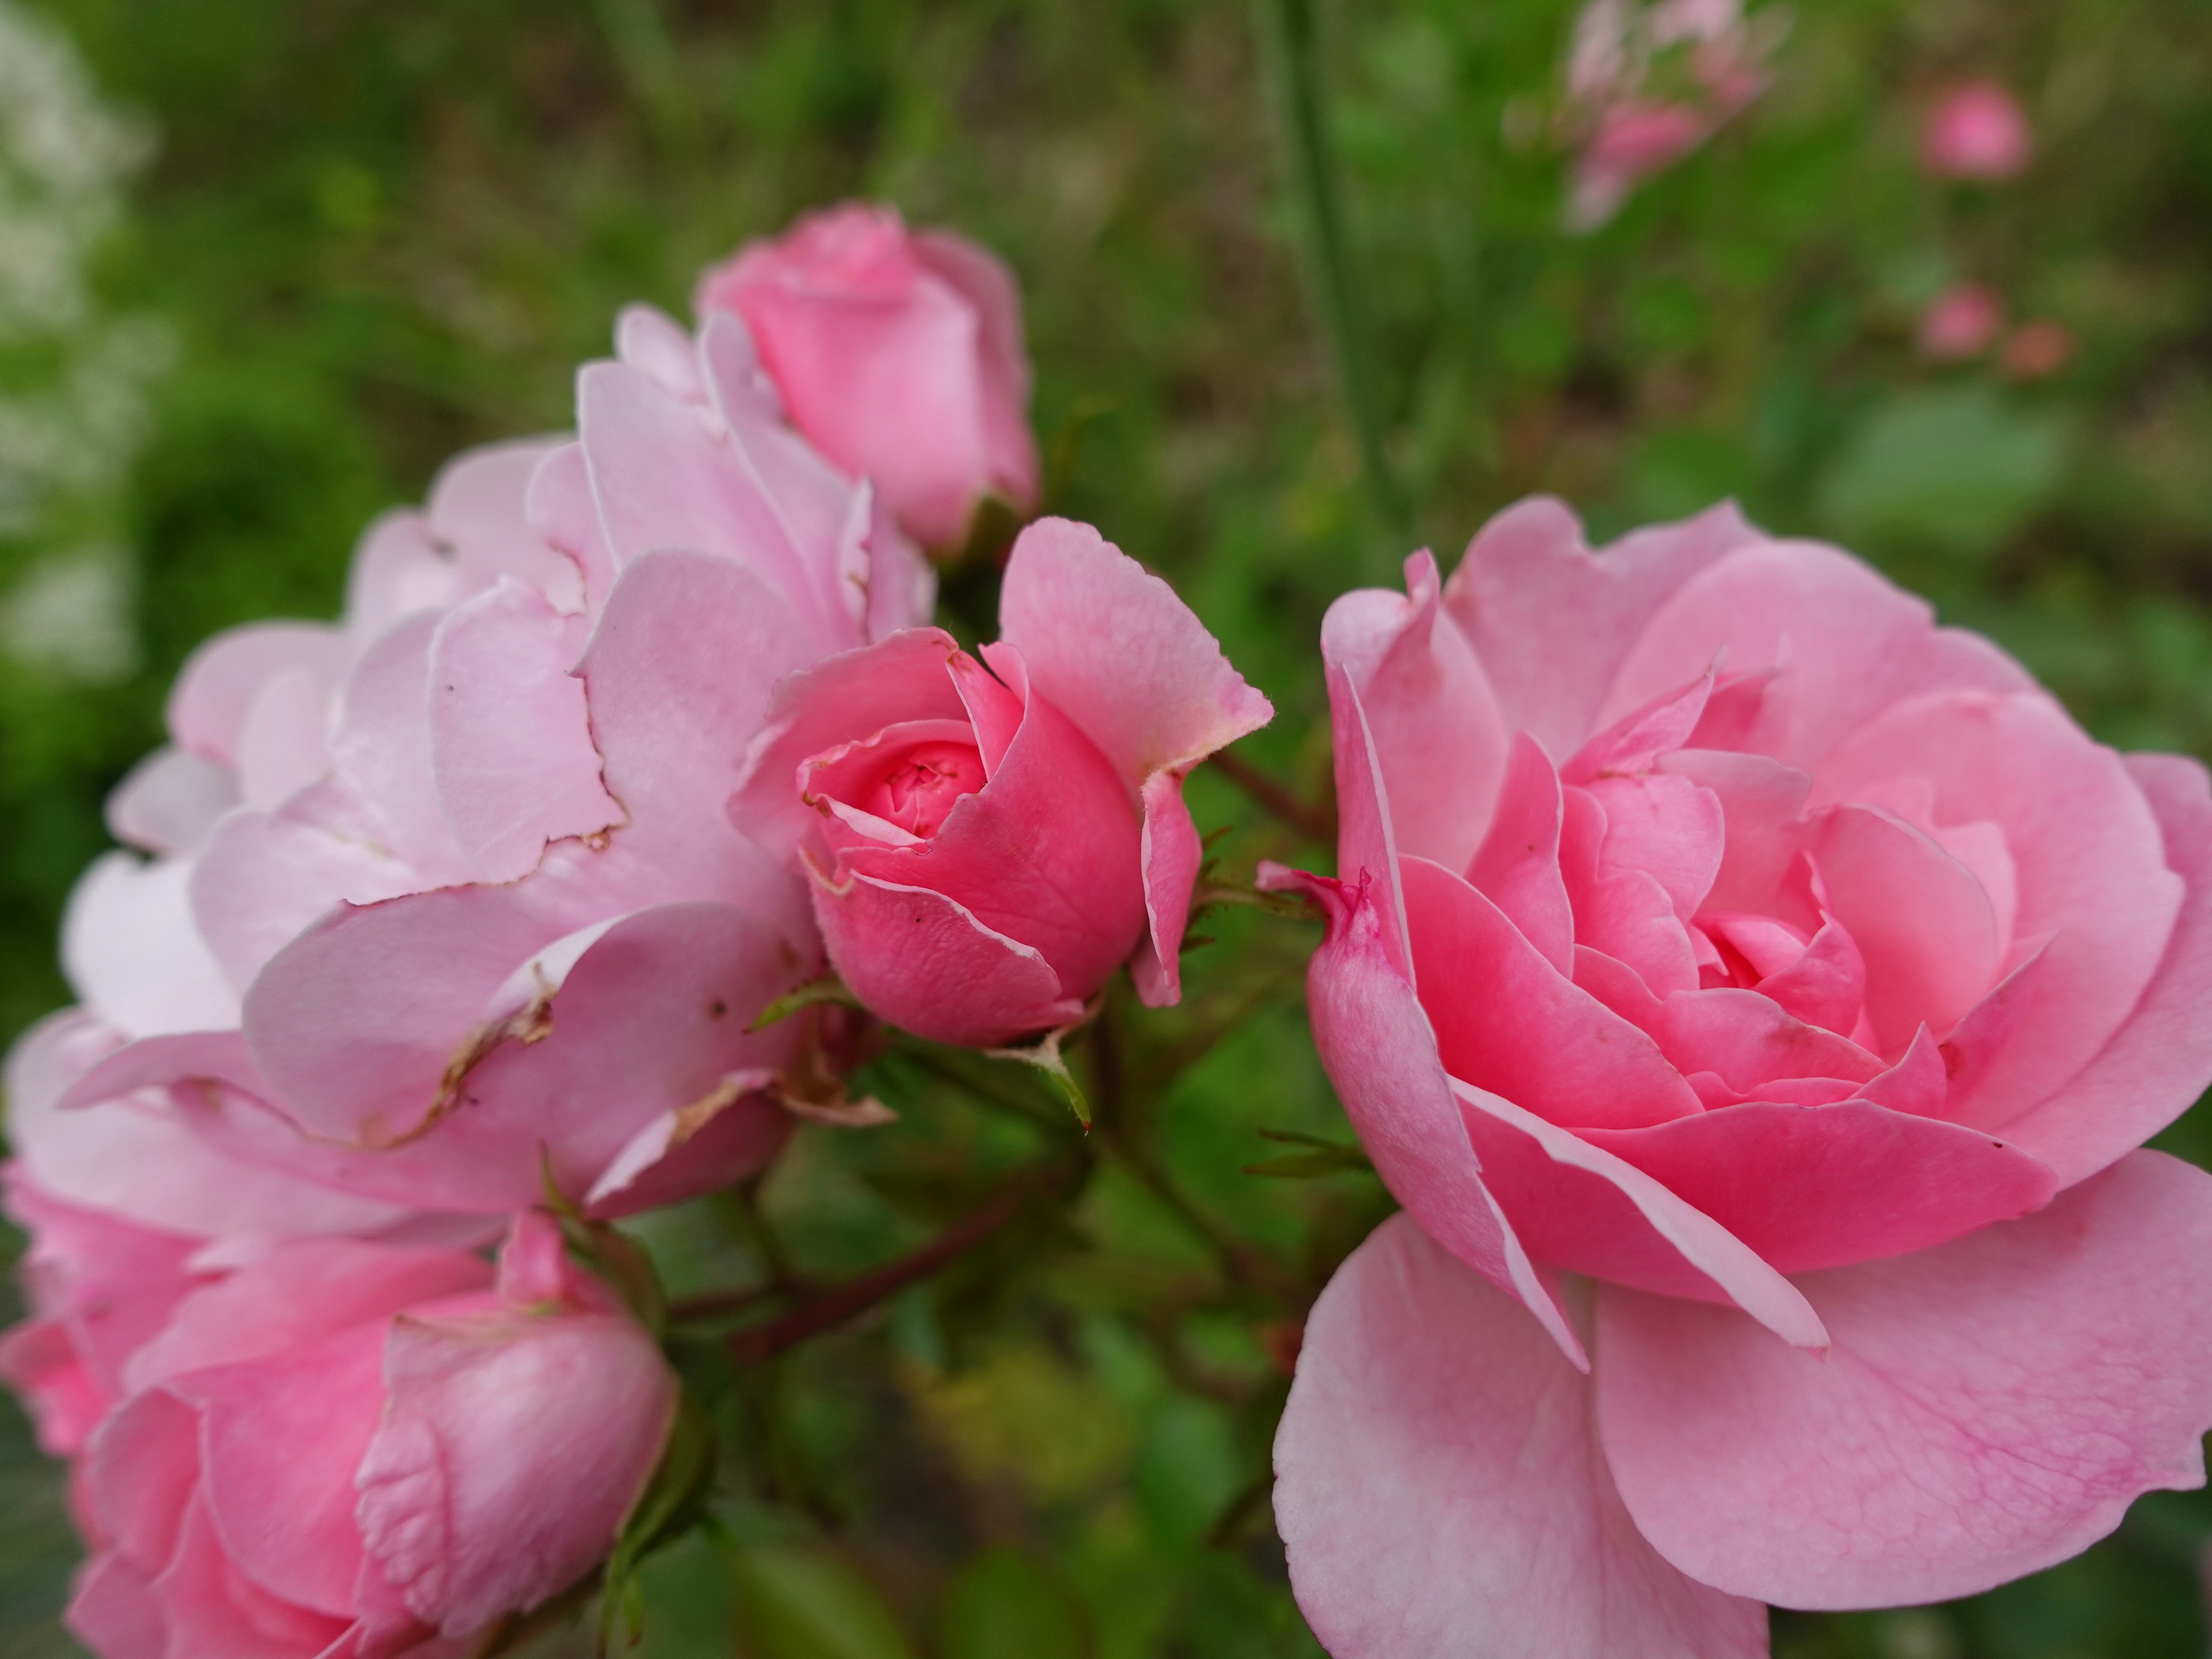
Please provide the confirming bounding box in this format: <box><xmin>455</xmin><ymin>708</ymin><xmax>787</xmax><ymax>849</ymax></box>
<box><xmin>1916</xmin><ymin>282</ymin><xmax>2006</xmax><ymax>359</ymax></box>
<box><xmin>2002</xmin><ymin>317</ymin><xmax>2075</xmax><ymax>378</ymax></box>
<box><xmin>697</xmin><ymin>203</ymin><xmax>1043</xmax><ymax>556</ymax></box>
<box><xmin>1263</xmin><ymin>501</ymin><xmax>2212</xmax><ymax>1653</ymax></box>
<box><xmin>735</xmin><ymin>518</ymin><xmax>1271</xmax><ymax>1046</ymax></box>
<box><xmin>64</xmin><ymin>1214</ymin><xmax>676</xmax><ymax>1659</ymax></box>
<box><xmin>1922</xmin><ymin>80</ymin><xmax>2032</xmax><ymax>180</ymax></box>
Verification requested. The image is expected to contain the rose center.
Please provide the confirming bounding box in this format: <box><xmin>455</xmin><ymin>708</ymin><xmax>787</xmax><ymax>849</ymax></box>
<box><xmin>861</xmin><ymin>740</ymin><xmax>986</xmax><ymax>838</ymax></box>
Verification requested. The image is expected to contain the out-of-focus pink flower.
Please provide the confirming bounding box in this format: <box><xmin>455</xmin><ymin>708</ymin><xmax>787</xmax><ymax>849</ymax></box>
<box><xmin>1922</xmin><ymin>80</ymin><xmax>2033</xmax><ymax>180</ymax></box>
<box><xmin>63</xmin><ymin>1214</ymin><xmax>675</xmax><ymax>1659</ymax></box>
<box><xmin>734</xmin><ymin>517</ymin><xmax>1271</xmax><ymax>1046</ymax></box>
<box><xmin>1917</xmin><ymin>282</ymin><xmax>2006</xmax><ymax>359</ymax></box>
<box><xmin>1560</xmin><ymin>0</ymin><xmax>1781</xmax><ymax>229</ymax></box>
<box><xmin>54</xmin><ymin>298</ymin><xmax>941</xmax><ymax>1224</ymax></box>
<box><xmin>0</xmin><ymin>1010</ymin><xmax>491</xmax><ymax>1460</ymax></box>
<box><xmin>2003</xmin><ymin>317</ymin><xmax>2075</xmax><ymax>378</ymax></box>
<box><xmin>1261</xmin><ymin>499</ymin><xmax>2212</xmax><ymax>1653</ymax></box>
<box><xmin>0</xmin><ymin>1169</ymin><xmax>203</xmax><ymax>1461</ymax></box>
<box><xmin>697</xmin><ymin>204</ymin><xmax>1042</xmax><ymax>556</ymax></box>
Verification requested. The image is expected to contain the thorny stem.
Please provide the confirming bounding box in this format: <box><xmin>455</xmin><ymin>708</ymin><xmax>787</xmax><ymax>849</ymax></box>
<box><xmin>718</xmin><ymin>1163</ymin><xmax>1073</xmax><ymax>1366</ymax></box>
<box><xmin>1271</xmin><ymin>0</ymin><xmax>1408</xmax><ymax>545</ymax></box>
<box><xmin>1208</xmin><ymin>749</ymin><xmax>1337</xmax><ymax>844</ymax></box>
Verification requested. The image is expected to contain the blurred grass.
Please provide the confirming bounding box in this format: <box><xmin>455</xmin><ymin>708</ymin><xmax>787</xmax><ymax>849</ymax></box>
<box><xmin>5</xmin><ymin>0</ymin><xmax>2212</xmax><ymax>1654</ymax></box>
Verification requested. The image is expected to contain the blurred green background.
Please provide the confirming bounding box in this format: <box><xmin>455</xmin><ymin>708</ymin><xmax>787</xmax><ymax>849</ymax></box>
<box><xmin>6</xmin><ymin>1</ymin><xmax>2212</xmax><ymax>1656</ymax></box>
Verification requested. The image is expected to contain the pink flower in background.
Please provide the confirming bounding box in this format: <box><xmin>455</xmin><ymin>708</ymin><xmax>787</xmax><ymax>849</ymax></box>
<box><xmin>698</xmin><ymin>204</ymin><xmax>1042</xmax><ymax>555</ymax></box>
<box><xmin>734</xmin><ymin>517</ymin><xmax>1271</xmax><ymax>1047</ymax></box>
<box><xmin>56</xmin><ymin>291</ymin><xmax>941</xmax><ymax>1224</ymax></box>
<box><xmin>1560</xmin><ymin>0</ymin><xmax>1781</xmax><ymax>229</ymax></box>
<box><xmin>1262</xmin><ymin>499</ymin><xmax>2212</xmax><ymax>1654</ymax></box>
<box><xmin>2004</xmin><ymin>317</ymin><xmax>2076</xmax><ymax>378</ymax></box>
<box><xmin>1917</xmin><ymin>282</ymin><xmax>2005</xmax><ymax>359</ymax></box>
<box><xmin>1922</xmin><ymin>80</ymin><xmax>2033</xmax><ymax>180</ymax></box>
<box><xmin>63</xmin><ymin>1214</ymin><xmax>675</xmax><ymax>1659</ymax></box>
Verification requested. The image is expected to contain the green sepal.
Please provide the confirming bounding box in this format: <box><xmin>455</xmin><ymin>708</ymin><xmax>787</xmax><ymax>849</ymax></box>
<box><xmin>598</xmin><ymin>1387</ymin><xmax>717</xmax><ymax>1652</ymax></box>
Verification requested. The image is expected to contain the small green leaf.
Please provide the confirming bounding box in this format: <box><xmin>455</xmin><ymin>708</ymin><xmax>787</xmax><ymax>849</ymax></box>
<box><xmin>599</xmin><ymin>1389</ymin><xmax>715</xmax><ymax>1649</ymax></box>
<box><xmin>725</xmin><ymin>1540</ymin><xmax>919</xmax><ymax>1659</ymax></box>
<box><xmin>937</xmin><ymin>1547</ymin><xmax>1089</xmax><ymax>1659</ymax></box>
<box><xmin>984</xmin><ymin>1025</ymin><xmax>1091</xmax><ymax>1129</ymax></box>
<box><xmin>1241</xmin><ymin>1127</ymin><xmax>1371</xmax><ymax>1179</ymax></box>
<box><xmin>746</xmin><ymin>973</ymin><xmax>860</xmax><ymax>1033</ymax></box>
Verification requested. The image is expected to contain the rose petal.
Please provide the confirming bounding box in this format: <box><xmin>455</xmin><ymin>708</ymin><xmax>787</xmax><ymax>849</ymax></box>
<box><xmin>1580</xmin><ymin>1096</ymin><xmax>2054</xmax><ymax>1273</ymax></box>
<box><xmin>1274</xmin><ymin>1213</ymin><xmax>1767</xmax><ymax>1659</ymax></box>
<box><xmin>1441</xmin><ymin>497</ymin><xmax>1759</xmax><ymax>755</ymax></box>
<box><xmin>1993</xmin><ymin>753</ymin><xmax>2212</xmax><ymax>1184</ymax></box>
<box><xmin>809</xmin><ymin>866</ymin><xmax>1085</xmax><ymax>1047</ymax></box>
<box><xmin>1317</xmin><ymin>551</ymin><xmax>1510</xmax><ymax>872</ymax></box>
<box><xmin>1597</xmin><ymin>1150</ymin><xmax>2212</xmax><ymax>1609</ymax></box>
<box><xmin>429</xmin><ymin>579</ymin><xmax>621</xmax><ymax>884</ymax></box>
<box><xmin>1816</xmin><ymin>692</ymin><xmax>2184</xmax><ymax>1131</ymax></box>
<box><xmin>1404</xmin><ymin>855</ymin><xmax>1702</xmax><ymax>1130</ymax></box>
<box><xmin>1452</xmin><ymin>1078</ymin><xmax>1825</xmax><ymax>1347</ymax></box>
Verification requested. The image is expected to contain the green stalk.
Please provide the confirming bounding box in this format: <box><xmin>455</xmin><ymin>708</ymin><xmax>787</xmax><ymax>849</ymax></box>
<box><xmin>1272</xmin><ymin>0</ymin><xmax>1408</xmax><ymax>544</ymax></box>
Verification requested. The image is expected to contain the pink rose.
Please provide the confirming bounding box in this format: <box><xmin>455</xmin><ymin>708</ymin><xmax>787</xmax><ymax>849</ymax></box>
<box><xmin>1916</xmin><ymin>281</ymin><xmax>2005</xmax><ymax>359</ymax></box>
<box><xmin>0</xmin><ymin>1012</ymin><xmax>491</xmax><ymax>1459</ymax></box>
<box><xmin>65</xmin><ymin>1214</ymin><xmax>675</xmax><ymax>1659</ymax></box>
<box><xmin>0</xmin><ymin>1168</ymin><xmax>203</xmax><ymax>1461</ymax></box>
<box><xmin>2003</xmin><ymin>317</ymin><xmax>2075</xmax><ymax>379</ymax></box>
<box><xmin>1261</xmin><ymin>499</ymin><xmax>2212</xmax><ymax>1652</ymax></box>
<box><xmin>697</xmin><ymin>203</ymin><xmax>1042</xmax><ymax>555</ymax></box>
<box><xmin>1560</xmin><ymin>0</ymin><xmax>1777</xmax><ymax>229</ymax></box>
<box><xmin>63</xmin><ymin>297</ymin><xmax>937</xmax><ymax>1221</ymax></box>
<box><xmin>734</xmin><ymin>517</ymin><xmax>1271</xmax><ymax>1046</ymax></box>
<box><xmin>1922</xmin><ymin>80</ymin><xmax>2032</xmax><ymax>180</ymax></box>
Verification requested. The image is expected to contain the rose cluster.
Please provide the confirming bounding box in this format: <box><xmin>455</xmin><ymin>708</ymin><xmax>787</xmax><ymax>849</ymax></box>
<box><xmin>1</xmin><ymin>203</ymin><xmax>1266</xmax><ymax>1657</ymax></box>
<box><xmin>9</xmin><ymin>197</ymin><xmax>2212</xmax><ymax>1659</ymax></box>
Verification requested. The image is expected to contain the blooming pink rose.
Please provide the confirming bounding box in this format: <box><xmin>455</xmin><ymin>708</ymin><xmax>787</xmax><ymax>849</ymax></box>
<box><xmin>734</xmin><ymin>517</ymin><xmax>1271</xmax><ymax>1046</ymax></box>
<box><xmin>64</xmin><ymin>1214</ymin><xmax>675</xmax><ymax>1659</ymax></box>
<box><xmin>1916</xmin><ymin>282</ymin><xmax>2005</xmax><ymax>359</ymax></box>
<box><xmin>697</xmin><ymin>203</ymin><xmax>1042</xmax><ymax>555</ymax></box>
<box><xmin>1261</xmin><ymin>499</ymin><xmax>2212</xmax><ymax>1653</ymax></box>
<box><xmin>1922</xmin><ymin>80</ymin><xmax>2033</xmax><ymax>180</ymax></box>
<box><xmin>60</xmin><ymin>298</ymin><xmax>937</xmax><ymax>1221</ymax></box>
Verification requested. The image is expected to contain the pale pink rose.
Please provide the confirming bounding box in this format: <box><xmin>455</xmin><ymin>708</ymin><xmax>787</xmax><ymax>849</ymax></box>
<box><xmin>1916</xmin><ymin>282</ymin><xmax>2005</xmax><ymax>359</ymax></box>
<box><xmin>697</xmin><ymin>203</ymin><xmax>1042</xmax><ymax>555</ymax></box>
<box><xmin>1922</xmin><ymin>80</ymin><xmax>2033</xmax><ymax>180</ymax></box>
<box><xmin>1260</xmin><ymin>499</ymin><xmax>2212</xmax><ymax>1653</ymax></box>
<box><xmin>2003</xmin><ymin>317</ymin><xmax>2075</xmax><ymax>378</ymax></box>
<box><xmin>63</xmin><ymin>1214</ymin><xmax>675</xmax><ymax>1659</ymax></box>
<box><xmin>60</xmin><ymin>300</ymin><xmax>937</xmax><ymax>1221</ymax></box>
<box><xmin>733</xmin><ymin>517</ymin><xmax>1270</xmax><ymax>1046</ymax></box>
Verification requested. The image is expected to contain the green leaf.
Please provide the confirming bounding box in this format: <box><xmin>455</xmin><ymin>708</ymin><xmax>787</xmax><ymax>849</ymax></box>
<box><xmin>1241</xmin><ymin>1127</ymin><xmax>1371</xmax><ymax>1179</ymax></box>
<box><xmin>1819</xmin><ymin>388</ymin><xmax>2070</xmax><ymax>559</ymax></box>
<box><xmin>725</xmin><ymin>1541</ymin><xmax>919</xmax><ymax>1659</ymax></box>
<box><xmin>599</xmin><ymin>1389</ymin><xmax>715</xmax><ymax>1649</ymax></box>
<box><xmin>984</xmin><ymin>1025</ymin><xmax>1092</xmax><ymax>1129</ymax></box>
<box><xmin>937</xmin><ymin>1547</ymin><xmax>1090</xmax><ymax>1659</ymax></box>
